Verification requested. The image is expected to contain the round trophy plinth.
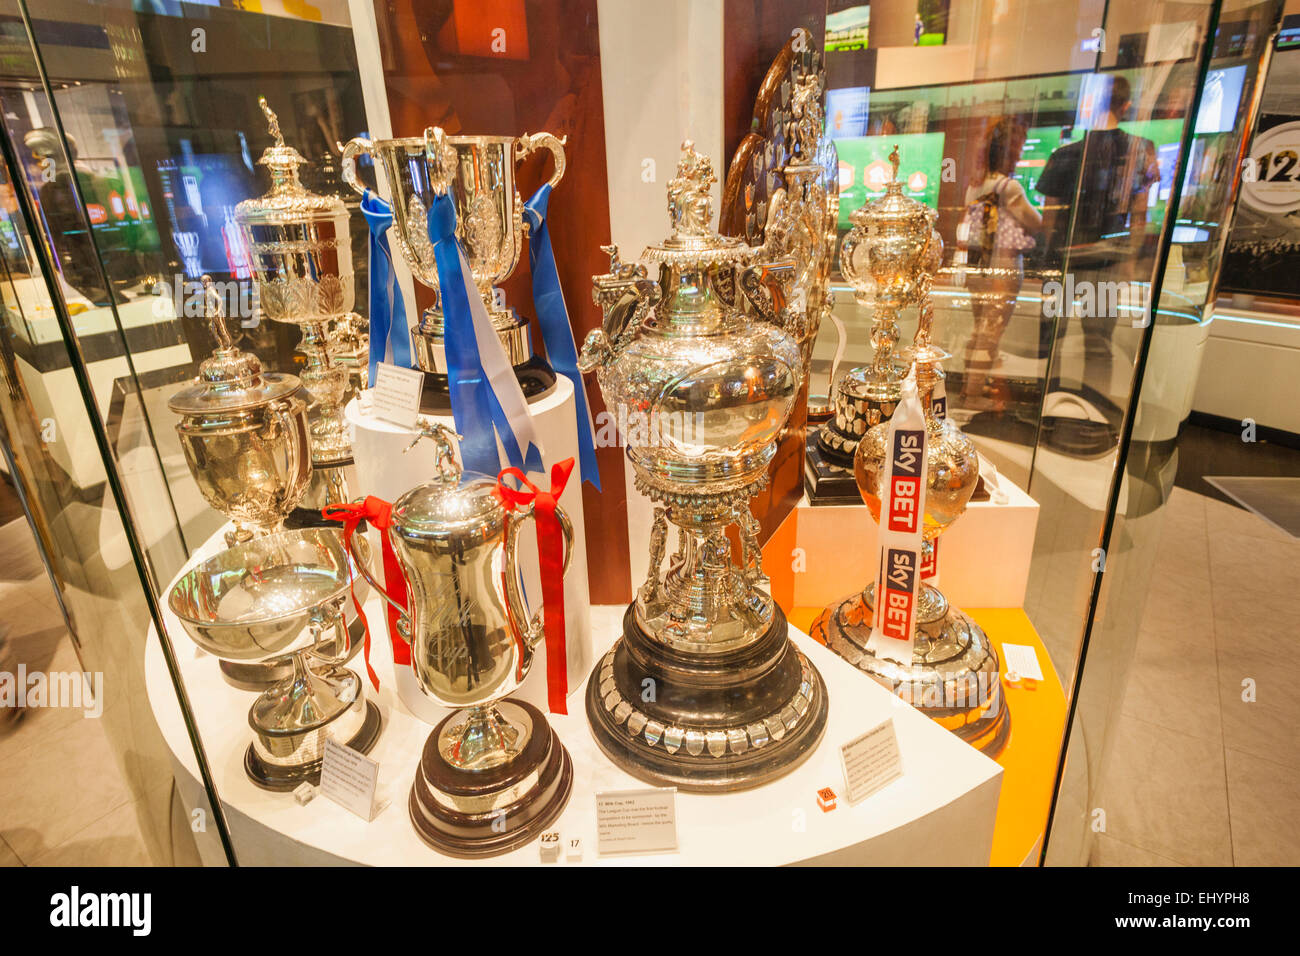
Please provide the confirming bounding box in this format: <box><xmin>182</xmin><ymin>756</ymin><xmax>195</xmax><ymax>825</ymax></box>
<box><xmin>244</xmin><ymin>695</ymin><xmax>381</xmax><ymax>792</ymax></box>
<box><xmin>218</xmin><ymin>615</ymin><xmax>365</xmax><ymax>691</ymax></box>
<box><xmin>811</xmin><ymin>585</ymin><xmax>1010</xmax><ymax>757</ymax></box>
<box><xmin>816</xmin><ymin>364</ymin><xmax>904</xmax><ymax>465</ymax></box>
<box><xmin>586</xmin><ymin>605</ymin><xmax>828</xmax><ymax>792</ymax></box>
<box><xmin>411</xmin><ymin>309</ymin><xmax>557</xmax><ymax>410</ymax></box>
<box><xmin>408</xmin><ymin>700</ymin><xmax>572</xmax><ymax>857</ymax></box>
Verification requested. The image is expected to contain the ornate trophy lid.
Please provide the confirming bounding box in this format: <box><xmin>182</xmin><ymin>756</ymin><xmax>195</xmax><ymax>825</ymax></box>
<box><xmin>848</xmin><ymin>145</ymin><xmax>936</xmax><ymax>232</ymax></box>
<box><xmin>642</xmin><ymin>141</ymin><xmax>749</xmax><ymax>268</ymax></box>
<box><xmin>234</xmin><ymin>97</ymin><xmax>343</xmax><ymax>225</ymax></box>
<box><xmin>168</xmin><ymin>277</ymin><xmax>301</xmax><ymax>414</ymax></box>
<box><xmin>390</xmin><ymin>425</ymin><xmax>504</xmax><ymax>545</ymax></box>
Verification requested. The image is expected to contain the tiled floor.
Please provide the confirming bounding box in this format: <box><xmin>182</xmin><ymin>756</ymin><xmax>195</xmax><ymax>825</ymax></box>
<box><xmin>0</xmin><ymin>515</ymin><xmax>151</xmax><ymax>866</ymax></box>
<box><xmin>1097</xmin><ymin>486</ymin><xmax>1300</xmax><ymax>866</ymax></box>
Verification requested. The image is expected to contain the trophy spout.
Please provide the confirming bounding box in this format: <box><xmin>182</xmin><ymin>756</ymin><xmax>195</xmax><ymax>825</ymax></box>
<box><xmin>584</xmin><ymin>244</ymin><xmax>659</xmax><ymax>370</ymax></box>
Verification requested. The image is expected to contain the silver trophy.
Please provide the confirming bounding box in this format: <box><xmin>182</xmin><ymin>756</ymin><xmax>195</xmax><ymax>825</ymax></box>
<box><xmin>350</xmin><ymin>423</ymin><xmax>576</xmax><ymax>855</ymax></box>
<box><xmin>168</xmin><ymin>528</ymin><xmax>380</xmax><ymax>789</ymax></box>
<box><xmin>236</xmin><ymin>98</ymin><xmax>355</xmax><ymax>469</ymax></box>
<box><xmin>578</xmin><ymin>141</ymin><xmax>828</xmax><ymax>791</ymax></box>
<box><xmin>340</xmin><ymin>128</ymin><xmax>565</xmax><ymax>404</ymax></box>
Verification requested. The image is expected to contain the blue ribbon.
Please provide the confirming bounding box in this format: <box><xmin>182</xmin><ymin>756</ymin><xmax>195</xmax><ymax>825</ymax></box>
<box><xmin>427</xmin><ymin>192</ymin><xmax>543</xmax><ymax>476</ymax></box>
<box><xmin>523</xmin><ymin>184</ymin><xmax>601</xmax><ymax>491</ymax></box>
<box><xmin>360</xmin><ymin>190</ymin><xmax>413</xmax><ymax>382</ymax></box>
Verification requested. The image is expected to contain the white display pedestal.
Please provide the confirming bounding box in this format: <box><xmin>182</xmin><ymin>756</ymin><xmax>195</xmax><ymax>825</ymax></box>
<box><xmin>343</xmin><ymin>377</ymin><xmax>591</xmax><ymax>716</ymax></box>
<box><xmin>145</xmin><ymin>525</ymin><xmax>1003</xmax><ymax>867</ymax></box>
<box><xmin>788</xmin><ymin>460</ymin><xmax>1040</xmax><ymax>610</ymax></box>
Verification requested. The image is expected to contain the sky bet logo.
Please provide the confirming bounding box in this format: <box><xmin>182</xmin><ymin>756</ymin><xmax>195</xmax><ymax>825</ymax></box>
<box><xmin>49</xmin><ymin>886</ymin><xmax>151</xmax><ymax>936</ymax></box>
<box><xmin>886</xmin><ymin>429</ymin><xmax>923</xmax><ymax>535</ymax></box>
<box><xmin>879</xmin><ymin>549</ymin><xmax>917</xmax><ymax>641</ymax></box>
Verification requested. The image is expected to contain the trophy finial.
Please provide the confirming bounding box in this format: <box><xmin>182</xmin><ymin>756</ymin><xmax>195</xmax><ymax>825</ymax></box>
<box><xmin>889</xmin><ymin>145</ymin><xmax>900</xmax><ymax>182</ymax></box>
<box><xmin>259</xmin><ymin>97</ymin><xmax>284</xmax><ymax>148</ymax></box>
<box><xmin>201</xmin><ymin>274</ymin><xmax>234</xmax><ymax>351</ymax></box>
<box><xmin>668</xmin><ymin>139</ymin><xmax>717</xmax><ymax>237</ymax></box>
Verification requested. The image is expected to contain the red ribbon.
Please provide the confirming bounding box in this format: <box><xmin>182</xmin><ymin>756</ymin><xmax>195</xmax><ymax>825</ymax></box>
<box><xmin>496</xmin><ymin>458</ymin><xmax>574</xmax><ymax>715</ymax></box>
<box><xmin>322</xmin><ymin>496</ymin><xmax>411</xmax><ymax>690</ymax></box>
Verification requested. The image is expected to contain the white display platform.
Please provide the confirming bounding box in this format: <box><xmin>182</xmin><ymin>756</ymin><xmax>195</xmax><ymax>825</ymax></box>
<box><xmin>344</xmin><ymin>377</ymin><xmax>591</xmax><ymax>714</ymax></box>
<box><xmin>790</xmin><ymin>459</ymin><xmax>1039</xmax><ymax>610</ymax></box>
<box><xmin>145</xmin><ymin>526</ymin><xmax>1003</xmax><ymax>867</ymax></box>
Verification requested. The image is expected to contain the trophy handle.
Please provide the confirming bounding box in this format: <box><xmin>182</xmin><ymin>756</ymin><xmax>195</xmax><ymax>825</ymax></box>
<box><xmin>516</xmin><ymin>132</ymin><xmax>567</xmax><ymax>190</ymax></box>
<box><xmin>344</xmin><ymin>532</ymin><xmax>412</xmax><ymax>639</ymax></box>
<box><xmin>340</xmin><ymin>136</ymin><xmax>374</xmax><ymax>198</ymax></box>
<box><xmin>305</xmin><ymin>604</ymin><xmax>351</xmax><ymax>666</ymax></box>
<box><xmin>503</xmin><ymin>502</ymin><xmax>575</xmax><ymax>657</ymax></box>
<box><xmin>267</xmin><ymin>395</ymin><xmax>311</xmax><ymax>516</ymax></box>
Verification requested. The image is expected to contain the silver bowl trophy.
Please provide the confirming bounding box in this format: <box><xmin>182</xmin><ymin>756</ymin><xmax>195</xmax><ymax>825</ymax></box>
<box><xmin>578</xmin><ymin>142</ymin><xmax>828</xmax><ymax>791</ymax></box>
<box><xmin>806</xmin><ymin>146</ymin><xmax>938</xmax><ymax>503</ymax></box>
<box><xmin>812</xmin><ymin>226</ymin><xmax>1009</xmax><ymax>756</ymax></box>
<box><xmin>350</xmin><ymin>424</ymin><xmax>576</xmax><ymax>856</ymax></box>
<box><xmin>168</xmin><ymin>528</ymin><xmax>381</xmax><ymax>789</ymax></box>
<box><xmin>341</xmin><ymin>129</ymin><xmax>566</xmax><ymax>408</ymax></box>
<box><xmin>236</xmin><ymin>98</ymin><xmax>356</xmax><ymax>512</ymax></box>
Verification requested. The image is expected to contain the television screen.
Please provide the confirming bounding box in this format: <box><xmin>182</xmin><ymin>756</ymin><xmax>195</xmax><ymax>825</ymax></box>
<box><xmin>156</xmin><ymin>149</ymin><xmax>257</xmax><ymax>280</ymax></box>
<box><xmin>825</xmin><ymin>86</ymin><xmax>870</xmax><ymax>140</ymax></box>
<box><xmin>1195</xmin><ymin>64</ymin><xmax>1246</xmax><ymax>134</ymax></box>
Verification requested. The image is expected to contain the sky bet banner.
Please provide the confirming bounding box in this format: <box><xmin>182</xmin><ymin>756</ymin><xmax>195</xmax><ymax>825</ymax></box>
<box><xmin>868</xmin><ymin>371</ymin><xmax>927</xmax><ymax>664</ymax></box>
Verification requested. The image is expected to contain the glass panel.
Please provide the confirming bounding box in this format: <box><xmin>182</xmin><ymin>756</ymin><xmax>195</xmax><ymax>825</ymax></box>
<box><xmin>0</xmin><ymin>0</ymin><xmax>228</xmax><ymax>864</ymax></box>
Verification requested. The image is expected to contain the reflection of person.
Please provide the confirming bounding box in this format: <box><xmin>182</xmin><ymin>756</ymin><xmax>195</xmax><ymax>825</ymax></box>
<box><xmin>960</xmin><ymin>117</ymin><xmax>1041</xmax><ymax>412</ymax></box>
<box><xmin>1036</xmin><ymin>74</ymin><xmax>1159</xmax><ymax>392</ymax></box>
<box><xmin>23</xmin><ymin>129</ymin><xmax>110</xmax><ymax>304</ymax></box>
<box><xmin>1037</xmin><ymin>75</ymin><xmax>1159</xmax><ymax>276</ymax></box>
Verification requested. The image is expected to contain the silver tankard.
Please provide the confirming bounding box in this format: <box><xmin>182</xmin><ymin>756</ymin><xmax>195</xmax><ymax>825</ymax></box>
<box><xmin>350</xmin><ymin>423</ymin><xmax>576</xmax><ymax>856</ymax></box>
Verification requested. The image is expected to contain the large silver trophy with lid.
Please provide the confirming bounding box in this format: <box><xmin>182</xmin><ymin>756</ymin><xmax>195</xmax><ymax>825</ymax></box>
<box><xmin>340</xmin><ymin>128</ymin><xmax>566</xmax><ymax>405</ymax></box>
<box><xmin>578</xmin><ymin>142</ymin><xmax>829</xmax><ymax>791</ymax></box>
<box><xmin>807</xmin><ymin>147</ymin><xmax>939</xmax><ymax>500</ymax></box>
<box><xmin>235</xmin><ymin>98</ymin><xmax>356</xmax><ymax>473</ymax></box>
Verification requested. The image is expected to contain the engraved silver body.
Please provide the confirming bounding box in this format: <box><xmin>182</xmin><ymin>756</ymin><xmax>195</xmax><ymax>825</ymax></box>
<box><xmin>351</xmin><ymin>424</ymin><xmax>573</xmax><ymax>770</ymax></box>
<box><xmin>169</xmin><ymin>277</ymin><xmax>312</xmax><ymax>547</ymax></box>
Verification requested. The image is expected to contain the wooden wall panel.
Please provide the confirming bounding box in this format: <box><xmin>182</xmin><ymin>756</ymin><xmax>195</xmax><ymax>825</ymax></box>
<box><xmin>374</xmin><ymin>0</ymin><xmax>630</xmax><ymax>603</ymax></box>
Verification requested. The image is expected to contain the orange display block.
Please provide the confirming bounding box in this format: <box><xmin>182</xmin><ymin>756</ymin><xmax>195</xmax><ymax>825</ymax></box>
<box><xmin>787</xmin><ymin>605</ymin><xmax>1066</xmax><ymax>867</ymax></box>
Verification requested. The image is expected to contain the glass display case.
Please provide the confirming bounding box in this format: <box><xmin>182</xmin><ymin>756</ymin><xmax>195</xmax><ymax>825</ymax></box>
<box><xmin>0</xmin><ymin>0</ymin><xmax>1283</xmax><ymax>868</ymax></box>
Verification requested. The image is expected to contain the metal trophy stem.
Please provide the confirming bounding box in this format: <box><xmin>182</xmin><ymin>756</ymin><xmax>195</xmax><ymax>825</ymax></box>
<box><xmin>168</xmin><ymin>528</ymin><xmax>381</xmax><ymax>790</ymax></box>
<box><xmin>579</xmin><ymin>142</ymin><xmax>827</xmax><ymax>792</ymax></box>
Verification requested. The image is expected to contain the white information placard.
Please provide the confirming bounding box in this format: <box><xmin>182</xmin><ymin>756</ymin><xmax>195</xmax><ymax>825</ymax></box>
<box><xmin>1001</xmin><ymin>643</ymin><xmax>1044</xmax><ymax>681</ymax></box>
<box><xmin>595</xmin><ymin>787</ymin><xmax>678</xmax><ymax>856</ymax></box>
<box><xmin>839</xmin><ymin>719</ymin><xmax>903</xmax><ymax>805</ymax></box>
<box><xmin>370</xmin><ymin>362</ymin><xmax>424</xmax><ymax>429</ymax></box>
<box><xmin>320</xmin><ymin>737</ymin><xmax>381</xmax><ymax>821</ymax></box>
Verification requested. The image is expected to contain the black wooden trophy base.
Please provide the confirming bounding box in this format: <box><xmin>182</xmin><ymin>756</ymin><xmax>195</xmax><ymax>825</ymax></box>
<box><xmin>409</xmin><ymin>699</ymin><xmax>573</xmax><ymax>858</ymax></box>
<box><xmin>586</xmin><ymin>604</ymin><xmax>828</xmax><ymax>793</ymax></box>
<box><xmin>417</xmin><ymin>356</ymin><xmax>557</xmax><ymax>413</ymax></box>
<box><xmin>803</xmin><ymin>431</ymin><xmax>864</xmax><ymax>505</ymax></box>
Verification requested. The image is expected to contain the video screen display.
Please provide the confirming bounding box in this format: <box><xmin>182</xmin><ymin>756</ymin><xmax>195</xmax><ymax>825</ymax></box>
<box><xmin>832</xmin><ymin>132</ymin><xmax>946</xmax><ymax>230</ymax></box>
<box><xmin>156</xmin><ymin>150</ymin><xmax>257</xmax><ymax>280</ymax></box>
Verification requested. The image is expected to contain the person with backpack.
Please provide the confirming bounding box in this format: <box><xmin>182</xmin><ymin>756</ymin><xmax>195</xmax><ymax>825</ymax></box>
<box><xmin>958</xmin><ymin>116</ymin><xmax>1041</xmax><ymax>412</ymax></box>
